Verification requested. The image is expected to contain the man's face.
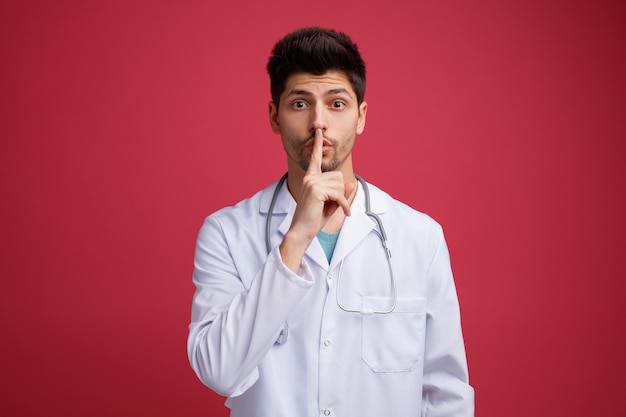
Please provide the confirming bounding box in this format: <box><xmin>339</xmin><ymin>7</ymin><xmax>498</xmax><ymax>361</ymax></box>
<box><xmin>269</xmin><ymin>71</ymin><xmax>367</xmax><ymax>174</ymax></box>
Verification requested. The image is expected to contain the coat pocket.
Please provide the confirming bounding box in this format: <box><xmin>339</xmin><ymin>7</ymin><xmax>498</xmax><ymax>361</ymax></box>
<box><xmin>361</xmin><ymin>296</ymin><xmax>426</xmax><ymax>372</ymax></box>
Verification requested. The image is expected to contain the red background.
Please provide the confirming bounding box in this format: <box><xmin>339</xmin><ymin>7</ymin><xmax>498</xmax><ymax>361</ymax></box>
<box><xmin>1</xmin><ymin>1</ymin><xmax>624</xmax><ymax>415</ymax></box>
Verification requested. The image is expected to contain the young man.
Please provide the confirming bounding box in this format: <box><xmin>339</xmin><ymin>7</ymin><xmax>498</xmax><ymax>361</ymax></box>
<box><xmin>188</xmin><ymin>27</ymin><xmax>474</xmax><ymax>416</ymax></box>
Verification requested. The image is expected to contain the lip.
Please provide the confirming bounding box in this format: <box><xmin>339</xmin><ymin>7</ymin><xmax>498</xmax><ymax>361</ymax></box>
<box><xmin>306</xmin><ymin>143</ymin><xmax>332</xmax><ymax>155</ymax></box>
<box><xmin>305</xmin><ymin>138</ymin><xmax>332</xmax><ymax>155</ymax></box>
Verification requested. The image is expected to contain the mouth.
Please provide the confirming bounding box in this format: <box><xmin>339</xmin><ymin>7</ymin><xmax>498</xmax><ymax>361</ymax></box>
<box><xmin>305</xmin><ymin>139</ymin><xmax>333</xmax><ymax>155</ymax></box>
<box><xmin>306</xmin><ymin>144</ymin><xmax>332</xmax><ymax>155</ymax></box>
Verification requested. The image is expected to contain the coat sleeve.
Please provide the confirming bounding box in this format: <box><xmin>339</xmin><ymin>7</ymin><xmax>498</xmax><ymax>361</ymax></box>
<box><xmin>187</xmin><ymin>215</ymin><xmax>313</xmax><ymax>397</ymax></box>
<box><xmin>421</xmin><ymin>227</ymin><xmax>474</xmax><ymax>416</ymax></box>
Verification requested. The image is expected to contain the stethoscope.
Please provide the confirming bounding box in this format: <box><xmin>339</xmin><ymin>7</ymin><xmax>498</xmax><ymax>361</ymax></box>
<box><xmin>265</xmin><ymin>173</ymin><xmax>397</xmax><ymax>318</ymax></box>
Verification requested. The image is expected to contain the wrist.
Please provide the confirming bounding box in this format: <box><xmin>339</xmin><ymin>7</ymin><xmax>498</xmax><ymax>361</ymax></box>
<box><xmin>279</xmin><ymin>231</ymin><xmax>313</xmax><ymax>273</ymax></box>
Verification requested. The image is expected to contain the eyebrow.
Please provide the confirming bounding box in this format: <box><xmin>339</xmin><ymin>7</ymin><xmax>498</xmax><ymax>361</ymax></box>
<box><xmin>285</xmin><ymin>88</ymin><xmax>353</xmax><ymax>98</ymax></box>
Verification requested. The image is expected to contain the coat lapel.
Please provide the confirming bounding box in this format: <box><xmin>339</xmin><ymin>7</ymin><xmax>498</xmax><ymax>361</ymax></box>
<box><xmin>329</xmin><ymin>192</ymin><xmax>376</xmax><ymax>271</ymax></box>
<box><xmin>260</xmin><ymin>176</ymin><xmax>388</xmax><ymax>272</ymax></box>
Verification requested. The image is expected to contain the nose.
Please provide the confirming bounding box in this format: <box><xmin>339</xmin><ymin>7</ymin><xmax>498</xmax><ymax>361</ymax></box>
<box><xmin>309</xmin><ymin>103</ymin><xmax>328</xmax><ymax>133</ymax></box>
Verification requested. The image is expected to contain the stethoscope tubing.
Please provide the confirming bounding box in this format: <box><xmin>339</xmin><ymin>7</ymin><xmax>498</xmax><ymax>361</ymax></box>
<box><xmin>265</xmin><ymin>173</ymin><xmax>396</xmax><ymax>314</ymax></box>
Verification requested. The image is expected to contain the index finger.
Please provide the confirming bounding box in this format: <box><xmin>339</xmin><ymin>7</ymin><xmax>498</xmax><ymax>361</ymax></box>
<box><xmin>307</xmin><ymin>128</ymin><xmax>324</xmax><ymax>174</ymax></box>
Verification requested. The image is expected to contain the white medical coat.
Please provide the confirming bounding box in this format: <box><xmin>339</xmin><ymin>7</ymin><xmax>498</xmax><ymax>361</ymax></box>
<box><xmin>188</xmin><ymin>178</ymin><xmax>474</xmax><ymax>416</ymax></box>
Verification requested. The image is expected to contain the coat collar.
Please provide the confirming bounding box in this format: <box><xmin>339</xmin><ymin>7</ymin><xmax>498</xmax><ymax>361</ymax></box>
<box><xmin>259</xmin><ymin>175</ymin><xmax>389</xmax><ymax>270</ymax></box>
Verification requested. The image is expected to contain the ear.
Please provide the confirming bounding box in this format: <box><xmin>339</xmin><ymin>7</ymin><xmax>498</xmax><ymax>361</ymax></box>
<box><xmin>356</xmin><ymin>101</ymin><xmax>367</xmax><ymax>134</ymax></box>
<box><xmin>269</xmin><ymin>101</ymin><xmax>281</xmax><ymax>134</ymax></box>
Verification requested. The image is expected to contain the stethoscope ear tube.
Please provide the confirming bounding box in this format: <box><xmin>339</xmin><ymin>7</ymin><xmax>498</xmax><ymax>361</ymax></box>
<box><xmin>265</xmin><ymin>173</ymin><xmax>289</xmax><ymax>254</ymax></box>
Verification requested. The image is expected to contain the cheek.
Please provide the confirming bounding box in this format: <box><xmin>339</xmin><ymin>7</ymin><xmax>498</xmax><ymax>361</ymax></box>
<box><xmin>277</xmin><ymin>116</ymin><xmax>303</xmax><ymax>135</ymax></box>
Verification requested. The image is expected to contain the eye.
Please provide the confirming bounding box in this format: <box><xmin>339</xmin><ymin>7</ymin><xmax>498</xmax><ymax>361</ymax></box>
<box><xmin>330</xmin><ymin>100</ymin><xmax>346</xmax><ymax>109</ymax></box>
<box><xmin>291</xmin><ymin>100</ymin><xmax>307</xmax><ymax>109</ymax></box>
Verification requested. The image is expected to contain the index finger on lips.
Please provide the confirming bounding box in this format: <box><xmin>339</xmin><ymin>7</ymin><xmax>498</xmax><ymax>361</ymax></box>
<box><xmin>307</xmin><ymin>129</ymin><xmax>324</xmax><ymax>174</ymax></box>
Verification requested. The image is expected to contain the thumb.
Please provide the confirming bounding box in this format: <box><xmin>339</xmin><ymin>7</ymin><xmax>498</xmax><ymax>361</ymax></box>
<box><xmin>342</xmin><ymin>179</ymin><xmax>357</xmax><ymax>217</ymax></box>
<box><xmin>344</xmin><ymin>180</ymin><xmax>357</xmax><ymax>199</ymax></box>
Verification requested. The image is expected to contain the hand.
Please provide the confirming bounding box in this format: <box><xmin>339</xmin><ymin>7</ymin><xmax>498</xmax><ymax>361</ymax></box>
<box><xmin>279</xmin><ymin>129</ymin><xmax>356</xmax><ymax>272</ymax></box>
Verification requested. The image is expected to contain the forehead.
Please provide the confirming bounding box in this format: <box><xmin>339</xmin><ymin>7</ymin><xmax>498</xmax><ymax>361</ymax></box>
<box><xmin>282</xmin><ymin>71</ymin><xmax>355</xmax><ymax>97</ymax></box>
